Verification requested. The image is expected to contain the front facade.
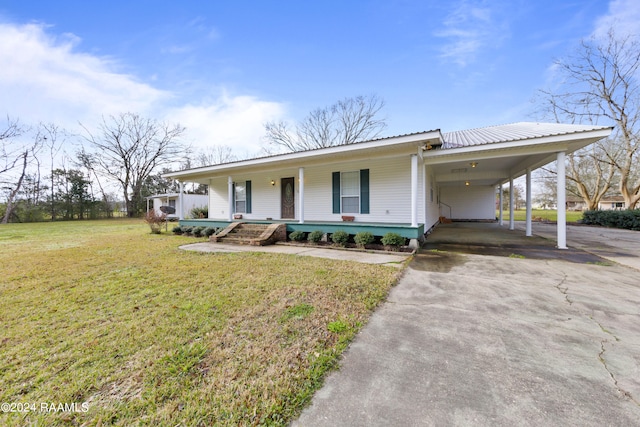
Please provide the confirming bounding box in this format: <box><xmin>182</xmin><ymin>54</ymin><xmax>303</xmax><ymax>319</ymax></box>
<box><xmin>165</xmin><ymin>122</ymin><xmax>613</xmax><ymax>248</ymax></box>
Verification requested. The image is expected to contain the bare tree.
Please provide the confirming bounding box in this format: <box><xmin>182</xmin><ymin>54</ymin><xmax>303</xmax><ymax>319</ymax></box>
<box><xmin>196</xmin><ymin>145</ymin><xmax>237</xmax><ymax>167</ymax></box>
<box><xmin>0</xmin><ymin>116</ymin><xmax>25</xmax><ymax>176</ymax></box>
<box><xmin>0</xmin><ymin>117</ymin><xmax>44</xmax><ymax>223</ymax></box>
<box><xmin>538</xmin><ymin>139</ymin><xmax>619</xmax><ymax>210</ymax></box>
<box><xmin>264</xmin><ymin>95</ymin><xmax>387</xmax><ymax>152</ymax></box>
<box><xmin>81</xmin><ymin>113</ymin><xmax>186</xmax><ymax>217</ymax></box>
<box><xmin>40</xmin><ymin>123</ymin><xmax>65</xmax><ymax>220</ymax></box>
<box><xmin>537</xmin><ymin>29</ymin><xmax>640</xmax><ymax>209</ymax></box>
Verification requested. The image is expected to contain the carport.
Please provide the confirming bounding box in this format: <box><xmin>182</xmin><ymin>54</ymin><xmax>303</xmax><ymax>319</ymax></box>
<box><xmin>432</xmin><ymin>123</ymin><xmax>613</xmax><ymax>248</ymax></box>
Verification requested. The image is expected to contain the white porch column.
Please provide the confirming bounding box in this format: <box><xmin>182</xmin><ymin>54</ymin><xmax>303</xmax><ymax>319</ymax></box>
<box><xmin>298</xmin><ymin>167</ymin><xmax>305</xmax><ymax>224</ymax></box>
<box><xmin>509</xmin><ymin>177</ymin><xmax>515</xmax><ymax>230</ymax></box>
<box><xmin>227</xmin><ymin>176</ymin><xmax>233</xmax><ymax>222</ymax></box>
<box><xmin>557</xmin><ymin>152</ymin><xmax>568</xmax><ymax>249</ymax></box>
<box><xmin>526</xmin><ymin>168</ymin><xmax>532</xmax><ymax>237</ymax></box>
<box><xmin>498</xmin><ymin>185</ymin><xmax>503</xmax><ymax>226</ymax></box>
<box><xmin>411</xmin><ymin>154</ymin><xmax>418</xmax><ymax>228</ymax></box>
<box><xmin>423</xmin><ymin>163</ymin><xmax>428</xmax><ymax>226</ymax></box>
<box><xmin>178</xmin><ymin>181</ymin><xmax>184</xmax><ymax>220</ymax></box>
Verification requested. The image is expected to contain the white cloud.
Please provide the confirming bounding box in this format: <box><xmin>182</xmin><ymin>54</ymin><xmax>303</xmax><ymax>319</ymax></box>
<box><xmin>0</xmin><ymin>22</ymin><xmax>168</xmax><ymax>130</ymax></box>
<box><xmin>0</xmin><ymin>21</ymin><xmax>286</xmax><ymax>157</ymax></box>
<box><xmin>593</xmin><ymin>0</ymin><xmax>640</xmax><ymax>39</ymax></box>
<box><xmin>167</xmin><ymin>93</ymin><xmax>286</xmax><ymax>157</ymax></box>
<box><xmin>435</xmin><ymin>0</ymin><xmax>510</xmax><ymax>67</ymax></box>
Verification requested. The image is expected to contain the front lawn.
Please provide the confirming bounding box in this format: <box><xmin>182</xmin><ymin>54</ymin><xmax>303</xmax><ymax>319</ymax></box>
<box><xmin>497</xmin><ymin>209</ymin><xmax>583</xmax><ymax>223</ymax></box>
<box><xmin>0</xmin><ymin>219</ymin><xmax>401</xmax><ymax>426</ymax></box>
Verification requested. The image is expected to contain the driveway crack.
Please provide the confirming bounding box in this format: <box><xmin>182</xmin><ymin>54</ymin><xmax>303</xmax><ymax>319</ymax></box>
<box><xmin>554</xmin><ymin>276</ymin><xmax>638</xmax><ymax>405</ymax></box>
<box><xmin>554</xmin><ymin>274</ymin><xmax>572</xmax><ymax>305</ymax></box>
<box><xmin>598</xmin><ymin>339</ymin><xmax>639</xmax><ymax>406</ymax></box>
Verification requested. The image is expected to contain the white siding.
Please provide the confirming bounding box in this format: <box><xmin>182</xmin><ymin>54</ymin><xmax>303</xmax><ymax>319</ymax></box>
<box><xmin>439</xmin><ymin>185</ymin><xmax>496</xmax><ymax>220</ymax></box>
<box><xmin>209</xmin><ymin>178</ymin><xmax>229</xmax><ymax>218</ymax></box>
<box><xmin>303</xmin><ymin>156</ymin><xmax>415</xmax><ymax>223</ymax></box>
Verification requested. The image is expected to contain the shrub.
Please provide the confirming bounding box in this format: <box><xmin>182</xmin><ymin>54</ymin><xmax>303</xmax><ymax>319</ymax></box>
<box><xmin>144</xmin><ymin>210</ymin><xmax>167</xmax><ymax>234</ymax></box>
<box><xmin>181</xmin><ymin>226</ymin><xmax>193</xmax><ymax>235</ymax></box>
<box><xmin>289</xmin><ymin>230</ymin><xmax>306</xmax><ymax>241</ymax></box>
<box><xmin>381</xmin><ymin>232</ymin><xmax>405</xmax><ymax>248</ymax></box>
<box><xmin>190</xmin><ymin>206</ymin><xmax>208</xmax><ymax>219</ymax></box>
<box><xmin>192</xmin><ymin>226</ymin><xmax>206</xmax><ymax>237</ymax></box>
<box><xmin>354</xmin><ymin>231</ymin><xmax>375</xmax><ymax>247</ymax></box>
<box><xmin>308</xmin><ymin>230</ymin><xmax>324</xmax><ymax>243</ymax></box>
<box><xmin>331</xmin><ymin>230</ymin><xmax>350</xmax><ymax>246</ymax></box>
<box><xmin>203</xmin><ymin>227</ymin><xmax>217</xmax><ymax>237</ymax></box>
<box><xmin>582</xmin><ymin>209</ymin><xmax>640</xmax><ymax>230</ymax></box>
<box><xmin>172</xmin><ymin>225</ymin><xmax>183</xmax><ymax>235</ymax></box>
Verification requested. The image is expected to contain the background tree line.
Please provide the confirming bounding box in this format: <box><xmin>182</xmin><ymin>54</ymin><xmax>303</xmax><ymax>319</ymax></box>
<box><xmin>0</xmin><ymin>114</ymin><xmax>196</xmax><ymax>222</ymax></box>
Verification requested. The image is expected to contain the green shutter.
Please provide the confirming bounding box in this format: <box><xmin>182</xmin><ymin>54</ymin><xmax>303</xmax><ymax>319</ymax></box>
<box><xmin>360</xmin><ymin>169</ymin><xmax>369</xmax><ymax>214</ymax></box>
<box><xmin>246</xmin><ymin>180</ymin><xmax>252</xmax><ymax>213</ymax></box>
<box><xmin>332</xmin><ymin>172</ymin><xmax>340</xmax><ymax>214</ymax></box>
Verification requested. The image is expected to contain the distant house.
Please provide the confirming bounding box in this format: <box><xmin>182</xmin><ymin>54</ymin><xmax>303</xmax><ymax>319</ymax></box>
<box><xmin>164</xmin><ymin>122</ymin><xmax>612</xmax><ymax>248</ymax></box>
<box><xmin>599</xmin><ymin>196</ymin><xmax>626</xmax><ymax>211</ymax></box>
<box><xmin>146</xmin><ymin>193</ymin><xmax>208</xmax><ymax>219</ymax></box>
<box><xmin>566</xmin><ymin>197</ymin><xmax>587</xmax><ymax>211</ymax></box>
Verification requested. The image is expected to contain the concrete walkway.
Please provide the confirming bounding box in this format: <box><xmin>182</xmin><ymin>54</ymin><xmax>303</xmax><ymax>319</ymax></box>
<box><xmin>293</xmin><ymin>224</ymin><xmax>640</xmax><ymax>426</ymax></box>
<box><xmin>179</xmin><ymin>242</ymin><xmax>411</xmax><ymax>268</ymax></box>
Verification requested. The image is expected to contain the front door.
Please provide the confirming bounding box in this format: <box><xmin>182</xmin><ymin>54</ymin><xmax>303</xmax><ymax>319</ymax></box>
<box><xmin>281</xmin><ymin>177</ymin><xmax>295</xmax><ymax>219</ymax></box>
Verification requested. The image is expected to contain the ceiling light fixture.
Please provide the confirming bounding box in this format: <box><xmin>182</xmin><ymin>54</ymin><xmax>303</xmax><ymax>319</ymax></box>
<box><xmin>470</xmin><ymin>162</ymin><xmax>478</xmax><ymax>168</ymax></box>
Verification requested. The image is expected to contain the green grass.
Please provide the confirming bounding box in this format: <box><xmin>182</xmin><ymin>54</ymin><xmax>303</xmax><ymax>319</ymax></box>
<box><xmin>0</xmin><ymin>219</ymin><xmax>401</xmax><ymax>426</ymax></box>
<box><xmin>497</xmin><ymin>209</ymin><xmax>583</xmax><ymax>223</ymax></box>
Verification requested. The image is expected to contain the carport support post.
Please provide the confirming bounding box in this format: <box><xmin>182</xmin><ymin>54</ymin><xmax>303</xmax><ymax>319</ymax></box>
<box><xmin>509</xmin><ymin>177</ymin><xmax>515</xmax><ymax>230</ymax></box>
<box><xmin>557</xmin><ymin>152</ymin><xmax>568</xmax><ymax>249</ymax></box>
<box><xmin>526</xmin><ymin>169</ymin><xmax>532</xmax><ymax>237</ymax></box>
<box><xmin>498</xmin><ymin>184</ymin><xmax>503</xmax><ymax>226</ymax></box>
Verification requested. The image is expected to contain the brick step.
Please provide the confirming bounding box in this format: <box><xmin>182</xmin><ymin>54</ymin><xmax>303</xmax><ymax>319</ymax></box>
<box><xmin>230</xmin><ymin>228</ymin><xmax>266</xmax><ymax>235</ymax></box>
<box><xmin>219</xmin><ymin>237</ymin><xmax>257</xmax><ymax>245</ymax></box>
<box><xmin>212</xmin><ymin>222</ymin><xmax>286</xmax><ymax>246</ymax></box>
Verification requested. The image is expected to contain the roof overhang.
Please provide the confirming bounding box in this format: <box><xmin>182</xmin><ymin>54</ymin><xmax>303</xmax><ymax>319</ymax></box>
<box><xmin>164</xmin><ymin>130</ymin><xmax>443</xmax><ymax>184</ymax></box>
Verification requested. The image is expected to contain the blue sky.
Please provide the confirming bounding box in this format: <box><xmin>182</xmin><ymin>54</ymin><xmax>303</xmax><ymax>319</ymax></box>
<box><xmin>0</xmin><ymin>0</ymin><xmax>637</xmax><ymax>157</ymax></box>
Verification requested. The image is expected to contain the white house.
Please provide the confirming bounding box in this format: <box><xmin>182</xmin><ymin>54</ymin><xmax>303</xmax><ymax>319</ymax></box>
<box><xmin>598</xmin><ymin>196</ymin><xmax>626</xmax><ymax>211</ymax></box>
<box><xmin>146</xmin><ymin>193</ymin><xmax>208</xmax><ymax>219</ymax></box>
<box><xmin>164</xmin><ymin>122</ymin><xmax>612</xmax><ymax>248</ymax></box>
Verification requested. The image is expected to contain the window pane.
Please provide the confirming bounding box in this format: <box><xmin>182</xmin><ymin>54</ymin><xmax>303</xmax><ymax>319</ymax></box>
<box><xmin>235</xmin><ymin>201</ymin><xmax>246</xmax><ymax>213</ymax></box>
<box><xmin>342</xmin><ymin>196</ymin><xmax>359</xmax><ymax>213</ymax></box>
<box><xmin>235</xmin><ymin>182</ymin><xmax>246</xmax><ymax>201</ymax></box>
<box><xmin>341</xmin><ymin>171</ymin><xmax>359</xmax><ymax>196</ymax></box>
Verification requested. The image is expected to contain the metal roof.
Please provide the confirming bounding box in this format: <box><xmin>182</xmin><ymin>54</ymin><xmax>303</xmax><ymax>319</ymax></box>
<box><xmin>442</xmin><ymin>122</ymin><xmax>612</xmax><ymax>149</ymax></box>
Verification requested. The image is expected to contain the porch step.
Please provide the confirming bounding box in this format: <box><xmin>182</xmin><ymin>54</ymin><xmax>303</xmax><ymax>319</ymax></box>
<box><xmin>211</xmin><ymin>222</ymin><xmax>287</xmax><ymax>246</ymax></box>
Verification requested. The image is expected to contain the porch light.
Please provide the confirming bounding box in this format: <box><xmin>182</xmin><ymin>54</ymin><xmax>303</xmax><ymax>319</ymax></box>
<box><xmin>270</xmin><ymin>179</ymin><xmax>275</xmax><ymax>186</ymax></box>
<box><xmin>465</xmin><ymin>181</ymin><xmax>470</xmax><ymax>186</ymax></box>
<box><xmin>470</xmin><ymin>162</ymin><xmax>478</xmax><ymax>168</ymax></box>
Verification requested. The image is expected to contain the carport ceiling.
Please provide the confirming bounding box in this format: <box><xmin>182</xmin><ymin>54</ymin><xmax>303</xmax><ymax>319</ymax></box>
<box><xmin>426</xmin><ymin>130</ymin><xmax>611</xmax><ymax>187</ymax></box>
<box><xmin>430</xmin><ymin>152</ymin><xmax>554</xmax><ymax>187</ymax></box>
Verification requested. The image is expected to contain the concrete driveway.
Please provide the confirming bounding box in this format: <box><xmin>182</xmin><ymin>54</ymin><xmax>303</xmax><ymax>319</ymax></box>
<box><xmin>293</xmin><ymin>223</ymin><xmax>640</xmax><ymax>426</ymax></box>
